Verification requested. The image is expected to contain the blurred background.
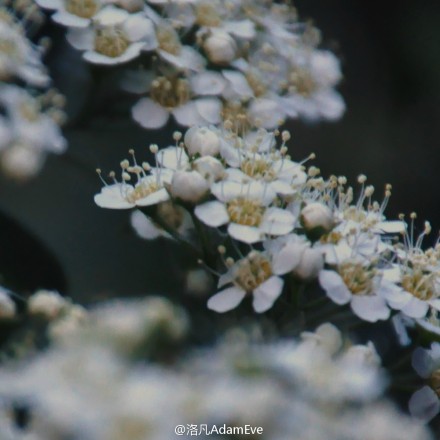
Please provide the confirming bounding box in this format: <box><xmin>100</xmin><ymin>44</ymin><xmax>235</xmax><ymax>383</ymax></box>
<box><xmin>1</xmin><ymin>0</ymin><xmax>439</xmax><ymax>302</ymax></box>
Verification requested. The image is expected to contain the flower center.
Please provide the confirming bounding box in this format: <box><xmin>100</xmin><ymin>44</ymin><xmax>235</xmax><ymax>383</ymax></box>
<box><xmin>221</xmin><ymin>102</ymin><xmax>250</xmax><ymax>133</ymax></box>
<box><xmin>240</xmin><ymin>158</ymin><xmax>275</xmax><ymax>180</ymax></box>
<box><xmin>94</xmin><ymin>27</ymin><xmax>129</xmax><ymax>58</ymax></box>
<box><xmin>338</xmin><ymin>262</ymin><xmax>374</xmax><ymax>295</ymax></box>
<box><xmin>156</xmin><ymin>25</ymin><xmax>182</xmax><ymax>55</ymax></box>
<box><xmin>195</xmin><ymin>3</ymin><xmax>222</xmax><ymax>27</ymax></box>
<box><xmin>343</xmin><ymin>206</ymin><xmax>367</xmax><ymax>223</ymax></box>
<box><xmin>246</xmin><ymin>71</ymin><xmax>268</xmax><ymax>98</ymax></box>
<box><xmin>150</xmin><ymin>76</ymin><xmax>190</xmax><ymax>109</ymax></box>
<box><xmin>19</xmin><ymin>101</ymin><xmax>40</xmax><ymax>122</ymax></box>
<box><xmin>401</xmin><ymin>269</ymin><xmax>435</xmax><ymax>300</ymax></box>
<box><xmin>65</xmin><ymin>0</ymin><xmax>99</xmax><ymax>18</ymax></box>
<box><xmin>320</xmin><ymin>231</ymin><xmax>342</xmax><ymax>245</ymax></box>
<box><xmin>234</xmin><ymin>252</ymin><xmax>272</xmax><ymax>292</ymax></box>
<box><xmin>288</xmin><ymin>68</ymin><xmax>316</xmax><ymax>97</ymax></box>
<box><xmin>126</xmin><ymin>181</ymin><xmax>160</xmax><ymax>203</ymax></box>
<box><xmin>227</xmin><ymin>197</ymin><xmax>265</xmax><ymax>227</ymax></box>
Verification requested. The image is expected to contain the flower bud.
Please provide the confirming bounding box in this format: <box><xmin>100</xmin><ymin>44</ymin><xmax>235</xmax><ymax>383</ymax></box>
<box><xmin>292</xmin><ymin>247</ymin><xmax>324</xmax><ymax>281</ymax></box>
<box><xmin>193</xmin><ymin>156</ymin><xmax>224</xmax><ymax>184</ymax></box>
<box><xmin>203</xmin><ymin>30</ymin><xmax>237</xmax><ymax>64</ymax></box>
<box><xmin>300</xmin><ymin>202</ymin><xmax>335</xmax><ymax>236</ymax></box>
<box><xmin>170</xmin><ymin>170</ymin><xmax>209</xmax><ymax>203</ymax></box>
<box><xmin>342</xmin><ymin>342</ymin><xmax>381</xmax><ymax>367</ymax></box>
<box><xmin>28</xmin><ymin>290</ymin><xmax>67</xmax><ymax>319</ymax></box>
<box><xmin>184</xmin><ymin>126</ymin><xmax>220</xmax><ymax>157</ymax></box>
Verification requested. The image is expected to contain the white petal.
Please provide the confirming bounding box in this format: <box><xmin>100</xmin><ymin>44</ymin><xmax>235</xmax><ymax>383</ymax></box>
<box><xmin>190</xmin><ymin>71</ymin><xmax>226</xmax><ymax>96</ymax></box>
<box><xmin>314</xmin><ymin>89</ymin><xmax>346</xmax><ymax>121</ymax></box>
<box><xmin>350</xmin><ymin>295</ymin><xmax>390</xmax><ymax>322</ymax></box>
<box><xmin>223</xmin><ymin>19</ymin><xmax>255</xmax><ymax>39</ymax></box>
<box><xmin>172</xmin><ymin>102</ymin><xmax>206</xmax><ymax>126</ymax></box>
<box><xmin>124</xmin><ymin>15</ymin><xmax>157</xmax><ymax>45</ymax></box>
<box><xmin>130</xmin><ymin>210</ymin><xmax>163</xmax><ymax>240</ymax></box>
<box><xmin>195</xmin><ymin>201</ymin><xmax>229</xmax><ymax>228</ymax></box>
<box><xmin>53</xmin><ymin>11</ymin><xmax>90</xmax><ymax>27</ymax></box>
<box><xmin>260</xmin><ymin>208</ymin><xmax>295</xmax><ymax>236</ymax></box>
<box><xmin>272</xmin><ymin>241</ymin><xmax>306</xmax><ymax>275</ymax></box>
<box><xmin>222</xmin><ymin>70</ymin><xmax>253</xmax><ymax>97</ymax></box>
<box><xmin>94</xmin><ymin>184</ymin><xmax>134</xmax><ymax>209</ymax></box>
<box><xmin>131</xmin><ymin>98</ymin><xmax>169</xmax><ymax>129</ymax></box>
<box><xmin>94</xmin><ymin>6</ymin><xmax>129</xmax><ymax>26</ymax></box>
<box><xmin>136</xmin><ymin>188</ymin><xmax>170</xmax><ymax>207</ymax></box>
<box><xmin>318</xmin><ymin>270</ymin><xmax>351</xmax><ymax>305</ymax></box>
<box><xmin>376</xmin><ymin>220</ymin><xmax>406</xmax><ymax>234</ymax></box>
<box><xmin>207</xmin><ymin>286</ymin><xmax>246</xmax><ymax>313</ymax></box>
<box><xmin>228</xmin><ymin>223</ymin><xmax>262</xmax><ymax>244</ymax></box>
<box><xmin>409</xmin><ymin>386</ymin><xmax>440</xmax><ymax>422</ymax></box>
<box><xmin>35</xmin><ymin>0</ymin><xmax>62</xmax><ymax>9</ymax></box>
<box><xmin>412</xmin><ymin>347</ymin><xmax>433</xmax><ymax>379</ymax></box>
<box><xmin>248</xmin><ymin>98</ymin><xmax>286</xmax><ymax>129</ymax></box>
<box><xmin>83</xmin><ymin>42</ymin><xmax>145</xmax><ymax>65</ymax></box>
<box><xmin>382</xmin><ymin>284</ymin><xmax>412</xmax><ymax>310</ymax></box>
<box><xmin>252</xmin><ymin>276</ymin><xmax>284</xmax><ymax>313</ymax></box>
<box><xmin>401</xmin><ymin>297</ymin><xmax>429</xmax><ymax>319</ymax></box>
<box><xmin>195</xmin><ymin>98</ymin><xmax>222</xmax><ymax>124</ymax></box>
<box><xmin>66</xmin><ymin>28</ymin><xmax>94</xmax><ymax>50</ymax></box>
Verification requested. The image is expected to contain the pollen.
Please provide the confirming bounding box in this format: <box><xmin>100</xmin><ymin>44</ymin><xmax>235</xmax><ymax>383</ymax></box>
<box><xmin>234</xmin><ymin>252</ymin><xmax>272</xmax><ymax>292</ymax></box>
<box><xmin>126</xmin><ymin>181</ymin><xmax>160</xmax><ymax>204</ymax></box>
<box><xmin>150</xmin><ymin>76</ymin><xmax>190</xmax><ymax>110</ymax></box>
<box><xmin>240</xmin><ymin>158</ymin><xmax>276</xmax><ymax>180</ymax></box>
<box><xmin>338</xmin><ymin>262</ymin><xmax>374</xmax><ymax>295</ymax></box>
<box><xmin>401</xmin><ymin>269</ymin><xmax>435</xmax><ymax>301</ymax></box>
<box><xmin>227</xmin><ymin>197</ymin><xmax>265</xmax><ymax>227</ymax></box>
<box><xmin>65</xmin><ymin>0</ymin><xmax>99</xmax><ymax>19</ymax></box>
<box><xmin>195</xmin><ymin>2</ymin><xmax>222</xmax><ymax>27</ymax></box>
<box><xmin>156</xmin><ymin>25</ymin><xmax>181</xmax><ymax>55</ymax></box>
<box><xmin>94</xmin><ymin>26</ymin><xmax>129</xmax><ymax>58</ymax></box>
<box><xmin>287</xmin><ymin>68</ymin><xmax>316</xmax><ymax>97</ymax></box>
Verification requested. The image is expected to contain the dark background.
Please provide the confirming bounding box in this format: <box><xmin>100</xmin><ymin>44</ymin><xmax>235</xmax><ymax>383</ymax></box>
<box><xmin>1</xmin><ymin>0</ymin><xmax>440</xmax><ymax>301</ymax></box>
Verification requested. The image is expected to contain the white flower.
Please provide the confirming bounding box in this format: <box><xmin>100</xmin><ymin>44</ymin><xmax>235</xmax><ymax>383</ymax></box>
<box><xmin>0</xmin><ymin>85</ymin><xmax>66</xmax><ymax>154</ymax></box>
<box><xmin>144</xmin><ymin>6</ymin><xmax>205</xmax><ymax>71</ymax></box>
<box><xmin>36</xmin><ymin>0</ymin><xmax>103</xmax><ymax>28</ymax></box>
<box><xmin>66</xmin><ymin>7</ymin><xmax>156</xmax><ymax>65</ymax></box>
<box><xmin>131</xmin><ymin>73</ymin><xmax>223</xmax><ymax>129</ymax></box>
<box><xmin>184</xmin><ymin>126</ymin><xmax>220</xmax><ymax>157</ymax></box>
<box><xmin>170</xmin><ymin>170</ymin><xmax>209</xmax><ymax>203</ymax></box>
<box><xmin>318</xmin><ymin>261</ymin><xmax>399</xmax><ymax>322</ymax></box>
<box><xmin>207</xmin><ymin>249</ymin><xmax>294</xmax><ymax>313</ymax></box>
<box><xmin>410</xmin><ymin>343</ymin><xmax>440</xmax><ymax>421</ymax></box>
<box><xmin>94</xmin><ymin>151</ymin><xmax>171</xmax><ymax>209</ymax></box>
<box><xmin>195</xmin><ymin>180</ymin><xmax>295</xmax><ymax>244</ymax></box>
<box><xmin>0</xmin><ymin>13</ymin><xmax>49</xmax><ymax>86</ymax></box>
<box><xmin>94</xmin><ymin>177</ymin><xmax>170</xmax><ymax>209</ymax></box>
<box><xmin>28</xmin><ymin>290</ymin><xmax>68</xmax><ymax>319</ymax></box>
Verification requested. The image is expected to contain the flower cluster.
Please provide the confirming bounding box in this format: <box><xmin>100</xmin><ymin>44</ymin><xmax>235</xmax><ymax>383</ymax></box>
<box><xmin>0</xmin><ymin>2</ymin><xmax>66</xmax><ymax>179</ymax></box>
<box><xmin>92</xmin><ymin>124</ymin><xmax>440</xmax><ymax>327</ymax></box>
<box><xmin>0</xmin><ymin>302</ymin><xmax>431</xmax><ymax>440</ymax></box>
<box><xmin>37</xmin><ymin>0</ymin><xmax>345</xmax><ymax>129</ymax></box>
